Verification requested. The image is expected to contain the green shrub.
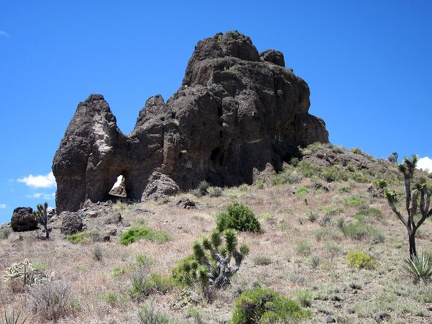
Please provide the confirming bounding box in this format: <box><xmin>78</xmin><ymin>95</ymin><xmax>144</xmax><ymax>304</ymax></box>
<box><xmin>119</xmin><ymin>227</ymin><xmax>171</xmax><ymax>245</ymax></box>
<box><xmin>295</xmin><ymin>240</ymin><xmax>312</xmax><ymax>257</ymax></box>
<box><xmin>138</xmin><ymin>301</ymin><xmax>170</xmax><ymax>324</ymax></box>
<box><xmin>295</xmin><ymin>187</ymin><xmax>309</xmax><ymax>198</ymax></box>
<box><xmin>227</xmin><ymin>67</ymin><xmax>241</xmax><ymax>78</ymax></box>
<box><xmin>354</xmin><ymin>205</ymin><xmax>384</xmax><ymax>223</ymax></box>
<box><xmin>67</xmin><ymin>232</ymin><xmax>101</xmax><ymax>244</ymax></box>
<box><xmin>321</xmin><ymin>166</ymin><xmax>348</xmax><ymax>182</ymax></box>
<box><xmin>325</xmin><ymin>241</ymin><xmax>343</xmax><ymax>259</ymax></box>
<box><xmin>351</xmin><ymin>147</ymin><xmax>362</xmax><ymax>154</ymax></box>
<box><xmin>272</xmin><ymin>170</ymin><xmax>303</xmax><ymax>185</ymax></box>
<box><xmin>309</xmin><ymin>256</ymin><xmax>320</xmax><ymax>269</ymax></box>
<box><xmin>343</xmin><ymin>195</ymin><xmax>366</xmax><ymax>206</ymax></box>
<box><xmin>0</xmin><ymin>227</ymin><xmax>12</xmax><ymax>240</ymax></box>
<box><xmin>290</xmin><ymin>157</ymin><xmax>300</xmax><ymax>167</ymax></box>
<box><xmin>171</xmin><ymin>255</ymin><xmax>196</xmax><ymax>286</ymax></box>
<box><xmin>136</xmin><ymin>254</ymin><xmax>154</xmax><ymax>267</ymax></box>
<box><xmin>92</xmin><ymin>245</ymin><xmax>103</xmax><ymax>261</ymax></box>
<box><xmin>102</xmin><ymin>292</ymin><xmax>118</xmax><ymax>306</ymax></box>
<box><xmin>131</xmin><ymin>271</ymin><xmax>177</xmax><ymax>299</ymax></box>
<box><xmin>346</xmin><ymin>250</ymin><xmax>376</xmax><ymax>269</ymax></box>
<box><xmin>255</xmin><ymin>180</ymin><xmax>265</xmax><ymax>189</ymax></box>
<box><xmin>112</xmin><ymin>264</ymin><xmax>132</xmax><ymax>278</ymax></box>
<box><xmin>373</xmin><ymin>179</ymin><xmax>388</xmax><ymax>190</ymax></box>
<box><xmin>402</xmin><ymin>253</ymin><xmax>432</xmax><ymax>283</ymax></box>
<box><xmin>66</xmin><ymin>233</ymin><xmax>84</xmax><ymax>244</ymax></box>
<box><xmin>231</xmin><ymin>287</ymin><xmax>311</xmax><ymax>323</ymax></box>
<box><xmin>341</xmin><ymin>222</ymin><xmax>384</xmax><ymax>243</ymax></box>
<box><xmin>296</xmin><ymin>289</ymin><xmax>313</xmax><ymax>307</ymax></box>
<box><xmin>315</xmin><ymin>228</ymin><xmax>343</xmax><ymax>242</ymax></box>
<box><xmin>216</xmin><ymin>203</ymin><xmax>262</xmax><ymax>232</ymax></box>
<box><xmin>307</xmin><ymin>211</ymin><xmax>318</xmax><ymax>223</ymax></box>
<box><xmin>338</xmin><ymin>185</ymin><xmax>351</xmax><ymax>193</ymax></box>
<box><xmin>191</xmin><ymin>180</ymin><xmax>210</xmax><ymax>197</ymax></box>
<box><xmin>254</xmin><ymin>256</ymin><xmax>272</xmax><ymax>266</ymax></box>
<box><xmin>297</xmin><ymin>161</ymin><xmax>323</xmax><ymax>179</ymax></box>
<box><xmin>208</xmin><ymin>186</ymin><xmax>223</xmax><ymax>197</ymax></box>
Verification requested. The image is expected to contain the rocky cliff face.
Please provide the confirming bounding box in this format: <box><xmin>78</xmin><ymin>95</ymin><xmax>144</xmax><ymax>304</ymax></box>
<box><xmin>52</xmin><ymin>31</ymin><xmax>329</xmax><ymax>214</ymax></box>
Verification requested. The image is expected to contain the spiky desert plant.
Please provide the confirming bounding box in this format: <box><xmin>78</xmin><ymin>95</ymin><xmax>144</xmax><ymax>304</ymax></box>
<box><xmin>32</xmin><ymin>202</ymin><xmax>50</xmax><ymax>239</ymax></box>
<box><xmin>385</xmin><ymin>155</ymin><xmax>432</xmax><ymax>259</ymax></box>
<box><xmin>173</xmin><ymin>229</ymin><xmax>249</xmax><ymax>297</ymax></box>
<box><xmin>402</xmin><ymin>253</ymin><xmax>432</xmax><ymax>283</ymax></box>
<box><xmin>1</xmin><ymin>310</ymin><xmax>27</xmax><ymax>324</ymax></box>
<box><xmin>1</xmin><ymin>259</ymin><xmax>34</xmax><ymax>286</ymax></box>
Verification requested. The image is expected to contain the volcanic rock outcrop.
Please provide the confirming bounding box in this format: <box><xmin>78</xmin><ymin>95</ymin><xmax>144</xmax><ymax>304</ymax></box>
<box><xmin>53</xmin><ymin>31</ymin><xmax>329</xmax><ymax>214</ymax></box>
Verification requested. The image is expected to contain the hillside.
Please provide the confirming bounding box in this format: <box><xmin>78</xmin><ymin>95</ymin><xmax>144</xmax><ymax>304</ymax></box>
<box><xmin>2</xmin><ymin>143</ymin><xmax>432</xmax><ymax>323</ymax></box>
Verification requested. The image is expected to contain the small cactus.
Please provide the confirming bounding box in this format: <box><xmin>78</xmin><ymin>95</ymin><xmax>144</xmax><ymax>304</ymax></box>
<box><xmin>1</xmin><ymin>259</ymin><xmax>34</xmax><ymax>286</ymax></box>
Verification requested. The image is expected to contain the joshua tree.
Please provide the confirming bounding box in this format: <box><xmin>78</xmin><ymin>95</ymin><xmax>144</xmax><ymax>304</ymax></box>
<box><xmin>385</xmin><ymin>154</ymin><xmax>432</xmax><ymax>259</ymax></box>
<box><xmin>32</xmin><ymin>202</ymin><xmax>50</xmax><ymax>239</ymax></box>
<box><xmin>174</xmin><ymin>229</ymin><xmax>249</xmax><ymax>298</ymax></box>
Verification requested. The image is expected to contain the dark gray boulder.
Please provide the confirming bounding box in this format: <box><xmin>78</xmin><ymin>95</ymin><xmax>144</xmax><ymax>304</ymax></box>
<box><xmin>11</xmin><ymin>207</ymin><xmax>38</xmax><ymax>232</ymax></box>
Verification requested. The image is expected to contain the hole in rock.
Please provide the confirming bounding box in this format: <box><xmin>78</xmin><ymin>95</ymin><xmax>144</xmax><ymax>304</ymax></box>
<box><xmin>109</xmin><ymin>175</ymin><xmax>127</xmax><ymax>198</ymax></box>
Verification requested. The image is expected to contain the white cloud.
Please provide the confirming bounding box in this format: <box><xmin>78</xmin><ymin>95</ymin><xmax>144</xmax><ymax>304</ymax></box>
<box><xmin>0</xmin><ymin>31</ymin><xmax>10</xmax><ymax>37</ymax></box>
<box><xmin>18</xmin><ymin>172</ymin><xmax>56</xmax><ymax>188</ymax></box>
<box><xmin>0</xmin><ymin>204</ymin><xmax>6</xmax><ymax>209</ymax></box>
<box><xmin>26</xmin><ymin>192</ymin><xmax>55</xmax><ymax>200</ymax></box>
<box><xmin>417</xmin><ymin>157</ymin><xmax>432</xmax><ymax>173</ymax></box>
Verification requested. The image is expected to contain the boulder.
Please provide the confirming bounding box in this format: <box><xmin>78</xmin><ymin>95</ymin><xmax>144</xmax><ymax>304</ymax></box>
<box><xmin>53</xmin><ymin>31</ymin><xmax>329</xmax><ymax>213</ymax></box>
<box><xmin>60</xmin><ymin>212</ymin><xmax>83</xmax><ymax>235</ymax></box>
<box><xmin>142</xmin><ymin>172</ymin><xmax>180</xmax><ymax>201</ymax></box>
<box><xmin>11</xmin><ymin>207</ymin><xmax>38</xmax><ymax>232</ymax></box>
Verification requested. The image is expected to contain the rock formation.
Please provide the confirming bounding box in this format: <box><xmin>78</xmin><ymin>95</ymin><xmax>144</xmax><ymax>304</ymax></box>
<box><xmin>11</xmin><ymin>207</ymin><xmax>38</xmax><ymax>231</ymax></box>
<box><xmin>52</xmin><ymin>31</ymin><xmax>329</xmax><ymax>214</ymax></box>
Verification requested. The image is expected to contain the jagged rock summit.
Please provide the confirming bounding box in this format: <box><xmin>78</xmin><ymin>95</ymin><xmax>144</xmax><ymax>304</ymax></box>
<box><xmin>52</xmin><ymin>31</ymin><xmax>329</xmax><ymax>214</ymax></box>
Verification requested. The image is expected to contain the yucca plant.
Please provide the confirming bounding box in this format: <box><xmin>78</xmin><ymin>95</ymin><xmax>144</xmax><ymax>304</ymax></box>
<box><xmin>402</xmin><ymin>253</ymin><xmax>432</xmax><ymax>283</ymax></box>
<box><xmin>1</xmin><ymin>310</ymin><xmax>27</xmax><ymax>324</ymax></box>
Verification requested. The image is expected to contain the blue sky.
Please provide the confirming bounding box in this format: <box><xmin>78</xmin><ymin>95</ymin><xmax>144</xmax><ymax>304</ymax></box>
<box><xmin>1</xmin><ymin>1</ymin><xmax>432</xmax><ymax>224</ymax></box>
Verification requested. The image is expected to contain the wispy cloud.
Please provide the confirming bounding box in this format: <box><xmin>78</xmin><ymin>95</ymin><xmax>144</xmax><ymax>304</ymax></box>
<box><xmin>0</xmin><ymin>204</ymin><xmax>6</xmax><ymax>209</ymax></box>
<box><xmin>417</xmin><ymin>157</ymin><xmax>432</xmax><ymax>173</ymax></box>
<box><xmin>18</xmin><ymin>172</ymin><xmax>56</xmax><ymax>188</ymax></box>
<box><xmin>26</xmin><ymin>192</ymin><xmax>56</xmax><ymax>200</ymax></box>
<box><xmin>0</xmin><ymin>31</ymin><xmax>10</xmax><ymax>37</ymax></box>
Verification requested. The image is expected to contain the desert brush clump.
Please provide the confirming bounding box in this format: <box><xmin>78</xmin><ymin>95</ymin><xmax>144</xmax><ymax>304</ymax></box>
<box><xmin>346</xmin><ymin>250</ymin><xmax>376</xmax><ymax>269</ymax></box>
<box><xmin>191</xmin><ymin>180</ymin><xmax>210</xmax><ymax>197</ymax></box>
<box><xmin>119</xmin><ymin>226</ymin><xmax>171</xmax><ymax>245</ymax></box>
<box><xmin>216</xmin><ymin>202</ymin><xmax>262</xmax><ymax>232</ymax></box>
<box><xmin>66</xmin><ymin>231</ymin><xmax>101</xmax><ymax>244</ymax></box>
<box><xmin>231</xmin><ymin>286</ymin><xmax>312</xmax><ymax>323</ymax></box>
<box><xmin>26</xmin><ymin>280</ymin><xmax>71</xmax><ymax>321</ymax></box>
<box><xmin>137</xmin><ymin>300</ymin><xmax>170</xmax><ymax>324</ymax></box>
<box><xmin>172</xmin><ymin>229</ymin><xmax>249</xmax><ymax>297</ymax></box>
<box><xmin>130</xmin><ymin>270</ymin><xmax>177</xmax><ymax>300</ymax></box>
<box><xmin>385</xmin><ymin>154</ymin><xmax>432</xmax><ymax>259</ymax></box>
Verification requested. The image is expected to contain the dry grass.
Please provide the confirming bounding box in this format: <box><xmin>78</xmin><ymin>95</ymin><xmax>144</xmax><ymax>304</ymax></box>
<box><xmin>2</xmin><ymin>163</ymin><xmax>432</xmax><ymax>323</ymax></box>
